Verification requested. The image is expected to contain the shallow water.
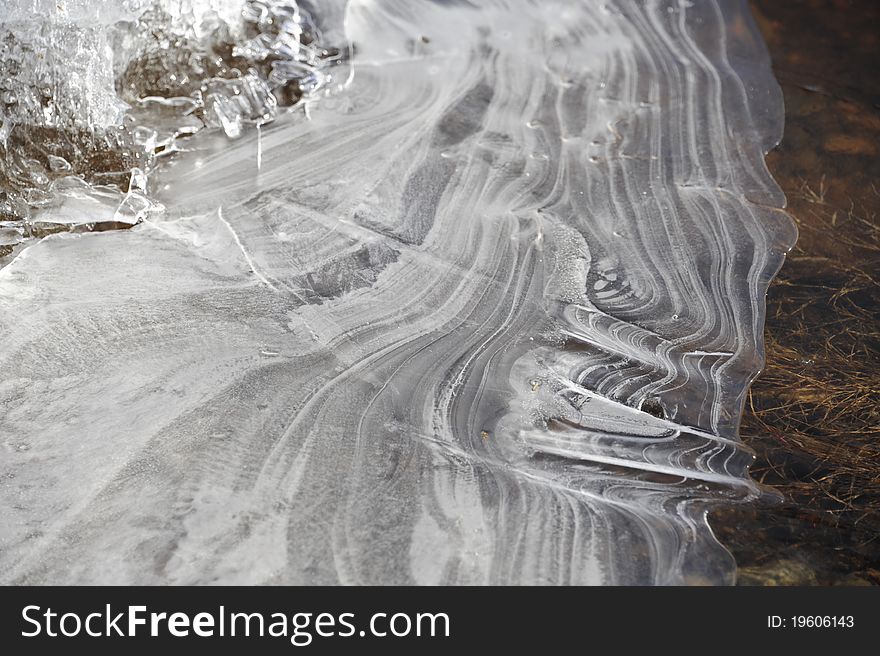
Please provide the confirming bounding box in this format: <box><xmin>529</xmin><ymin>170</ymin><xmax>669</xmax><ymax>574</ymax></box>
<box><xmin>712</xmin><ymin>0</ymin><xmax>880</xmax><ymax>585</ymax></box>
<box><xmin>0</xmin><ymin>0</ymin><xmax>795</xmax><ymax>584</ymax></box>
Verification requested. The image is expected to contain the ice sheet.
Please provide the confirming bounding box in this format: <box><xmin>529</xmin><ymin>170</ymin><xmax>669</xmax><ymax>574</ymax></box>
<box><xmin>0</xmin><ymin>0</ymin><xmax>796</xmax><ymax>584</ymax></box>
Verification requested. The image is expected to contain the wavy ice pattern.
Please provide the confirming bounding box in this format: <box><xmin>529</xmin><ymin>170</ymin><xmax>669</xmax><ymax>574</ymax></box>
<box><xmin>0</xmin><ymin>0</ymin><xmax>796</xmax><ymax>584</ymax></box>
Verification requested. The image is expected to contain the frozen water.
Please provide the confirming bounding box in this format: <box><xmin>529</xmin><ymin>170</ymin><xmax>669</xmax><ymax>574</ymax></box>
<box><xmin>0</xmin><ymin>0</ymin><xmax>796</xmax><ymax>584</ymax></box>
<box><xmin>0</xmin><ymin>0</ymin><xmax>341</xmax><ymax>250</ymax></box>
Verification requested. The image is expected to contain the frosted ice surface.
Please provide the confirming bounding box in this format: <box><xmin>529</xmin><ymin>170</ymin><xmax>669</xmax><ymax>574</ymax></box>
<box><xmin>0</xmin><ymin>0</ymin><xmax>796</xmax><ymax>584</ymax></box>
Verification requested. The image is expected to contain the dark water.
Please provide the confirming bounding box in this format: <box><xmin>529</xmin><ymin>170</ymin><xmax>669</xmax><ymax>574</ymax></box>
<box><xmin>712</xmin><ymin>0</ymin><xmax>880</xmax><ymax>586</ymax></box>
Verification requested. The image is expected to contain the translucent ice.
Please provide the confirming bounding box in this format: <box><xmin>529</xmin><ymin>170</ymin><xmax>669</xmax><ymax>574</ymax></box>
<box><xmin>0</xmin><ymin>0</ymin><xmax>796</xmax><ymax>584</ymax></box>
<box><xmin>0</xmin><ymin>0</ymin><xmax>342</xmax><ymax>251</ymax></box>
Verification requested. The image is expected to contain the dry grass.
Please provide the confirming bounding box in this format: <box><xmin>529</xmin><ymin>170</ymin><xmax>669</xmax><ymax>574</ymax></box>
<box><xmin>742</xmin><ymin>180</ymin><xmax>880</xmax><ymax>533</ymax></box>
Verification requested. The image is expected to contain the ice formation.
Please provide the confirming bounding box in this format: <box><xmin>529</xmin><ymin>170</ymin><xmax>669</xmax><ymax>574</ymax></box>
<box><xmin>0</xmin><ymin>0</ymin><xmax>796</xmax><ymax>584</ymax></box>
<box><xmin>0</xmin><ymin>0</ymin><xmax>342</xmax><ymax>257</ymax></box>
